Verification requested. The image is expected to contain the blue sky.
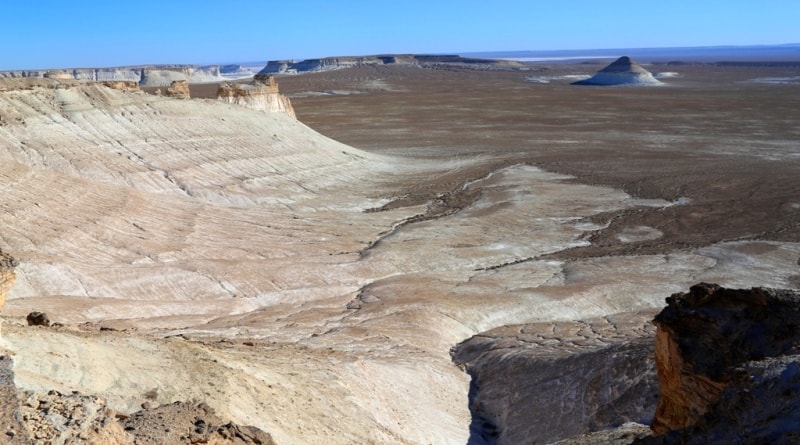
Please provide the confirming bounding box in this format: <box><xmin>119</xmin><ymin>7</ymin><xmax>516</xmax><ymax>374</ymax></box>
<box><xmin>2</xmin><ymin>1</ymin><xmax>797</xmax><ymax>70</ymax></box>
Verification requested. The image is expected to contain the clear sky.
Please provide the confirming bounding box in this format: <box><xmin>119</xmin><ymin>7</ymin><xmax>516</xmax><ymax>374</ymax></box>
<box><xmin>2</xmin><ymin>0</ymin><xmax>797</xmax><ymax>70</ymax></box>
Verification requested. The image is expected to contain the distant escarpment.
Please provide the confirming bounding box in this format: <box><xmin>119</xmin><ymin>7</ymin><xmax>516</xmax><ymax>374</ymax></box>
<box><xmin>258</xmin><ymin>54</ymin><xmax>529</xmax><ymax>74</ymax></box>
<box><xmin>452</xmin><ymin>311</ymin><xmax>658</xmax><ymax>445</ymax></box>
<box><xmin>0</xmin><ymin>64</ymin><xmax>255</xmax><ymax>87</ymax></box>
<box><xmin>634</xmin><ymin>283</ymin><xmax>800</xmax><ymax>444</ymax></box>
<box><xmin>216</xmin><ymin>75</ymin><xmax>295</xmax><ymax>117</ymax></box>
<box><xmin>573</xmin><ymin>56</ymin><xmax>662</xmax><ymax>86</ymax></box>
<box><xmin>0</xmin><ymin>250</ymin><xmax>17</xmax><ymax>312</ymax></box>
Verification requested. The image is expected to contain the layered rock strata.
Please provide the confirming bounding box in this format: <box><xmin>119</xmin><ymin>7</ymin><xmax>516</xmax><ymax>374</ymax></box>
<box><xmin>216</xmin><ymin>76</ymin><xmax>295</xmax><ymax>117</ymax></box>
<box><xmin>639</xmin><ymin>283</ymin><xmax>800</xmax><ymax>444</ymax></box>
<box><xmin>452</xmin><ymin>311</ymin><xmax>658</xmax><ymax>445</ymax></box>
<box><xmin>573</xmin><ymin>56</ymin><xmax>662</xmax><ymax>86</ymax></box>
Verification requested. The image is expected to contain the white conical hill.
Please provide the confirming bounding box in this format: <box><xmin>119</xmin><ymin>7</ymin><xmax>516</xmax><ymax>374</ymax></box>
<box><xmin>573</xmin><ymin>56</ymin><xmax>662</xmax><ymax>86</ymax></box>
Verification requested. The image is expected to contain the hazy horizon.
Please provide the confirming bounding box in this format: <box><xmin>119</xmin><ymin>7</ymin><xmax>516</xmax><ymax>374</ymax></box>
<box><xmin>2</xmin><ymin>0</ymin><xmax>798</xmax><ymax>70</ymax></box>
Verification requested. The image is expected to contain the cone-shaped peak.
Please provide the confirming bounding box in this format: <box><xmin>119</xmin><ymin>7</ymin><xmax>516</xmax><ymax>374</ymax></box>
<box><xmin>572</xmin><ymin>56</ymin><xmax>662</xmax><ymax>86</ymax></box>
<box><xmin>599</xmin><ymin>56</ymin><xmax>650</xmax><ymax>75</ymax></box>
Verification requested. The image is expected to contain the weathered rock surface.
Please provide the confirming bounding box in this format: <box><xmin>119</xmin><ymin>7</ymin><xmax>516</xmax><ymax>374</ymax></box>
<box><xmin>637</xmin><ymin>283</ymin><xmax>800</xmax><ymax>444</ymax></box>
<box><xmin>573</xmin><ymin>56</ymin><xmax>662</xmax><ymax>86</ymax></box>
<box><xmin>166</xmin><ymin>80</ymin><xmax>191</xmax><ymax>99</ymax></box>
<box><xmin>452</xmin><ymin>311</ymin><xmax>658</xmax><ymax>445</ymax></box>
<box><xmin>216</xmin><ymin>76</ymin><xmax>295</xmax><ymax>117</ymax></box>
<box><xmin>258</xmin><ymin>54</ymin><xmax>528</xmax><ymax>74</ymax></box>
<box><xmin>0</xmin><ymin>250</ymin><xmax>17</xmax><ymax>312</ymax></box>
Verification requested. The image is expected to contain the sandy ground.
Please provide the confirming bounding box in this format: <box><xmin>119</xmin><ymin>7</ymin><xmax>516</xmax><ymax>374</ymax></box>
<box><xmin>0</xmin><ymin>61</ymin><xmax>798</xmax><ymax>444</ymax></box>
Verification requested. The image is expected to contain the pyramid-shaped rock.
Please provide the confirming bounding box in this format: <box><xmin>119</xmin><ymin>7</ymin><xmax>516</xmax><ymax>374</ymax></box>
<box><xmin>573</xmin><ymin>56</ymin><xmax>662</xmax><ymax>86</ymax></box>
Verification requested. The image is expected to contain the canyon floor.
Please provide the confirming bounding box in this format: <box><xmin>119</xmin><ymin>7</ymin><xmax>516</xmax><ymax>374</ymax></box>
<box><xmin>1</xmin><ymin>60</ymin><xmax>799</xmax><ymax>444</ymax></box>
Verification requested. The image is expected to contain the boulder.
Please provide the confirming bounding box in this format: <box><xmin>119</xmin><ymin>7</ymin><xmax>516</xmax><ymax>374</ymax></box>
<box><xmin>26</xmin><ymin>312</ymin><xmax>50</xmax><ymax>327</ymax></box>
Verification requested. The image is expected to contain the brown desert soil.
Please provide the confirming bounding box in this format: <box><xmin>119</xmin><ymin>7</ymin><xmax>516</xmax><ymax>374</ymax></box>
<box><xmin>192</xmin><ymin>63</ymin><xmax>800</xmax><ymax>260</ymax></box>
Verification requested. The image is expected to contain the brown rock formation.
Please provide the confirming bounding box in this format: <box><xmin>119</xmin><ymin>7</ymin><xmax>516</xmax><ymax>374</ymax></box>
<box><xmin>166</xmin><ymin>80</ymin><xmax>191</xmax><ymax>99</ymax></box>
<box><xmin>102</xmin><ymin>80</ymin><xmax>140</xmax><ymax>92</ymax></box>
<box><xmin>0</xmin><ymin>250</ymin><xmax>17</xmax><ymax>313</ymax></box>
<box><xmin>647</xmin><ymin>283</ymin><xmax>800</xmax><ymax>439</ymax></box>
<box><xmin>216</xmin><ymin>76</ymin><xmax>295</xmax><ymax>117</ymax></box>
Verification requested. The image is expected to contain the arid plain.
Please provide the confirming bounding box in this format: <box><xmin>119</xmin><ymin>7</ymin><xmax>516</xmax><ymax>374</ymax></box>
<box><xmin>1</xmin><ymin>59</ymin><xmax>799</xmax><ymax>444</ymax></box>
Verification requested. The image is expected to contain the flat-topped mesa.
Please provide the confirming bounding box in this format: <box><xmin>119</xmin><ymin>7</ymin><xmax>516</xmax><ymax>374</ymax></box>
<box><xmin>257</xmin><ymin>54</ymin><xmax>528</xmax><ymax>74</ymax></box>
<box><xmin>216</xmin><ymin>76</ymin><xmax>295</xmax><ymax>118</ymax></box>
<box><xmin>573</xmin><ymin>56</ymin><xmax>662</xmax><ymax>86</ymax></box>
<box><xmin>0</xmin><ymin>250</ymin><xmax>18</xmax><ymax>313</ymax></box>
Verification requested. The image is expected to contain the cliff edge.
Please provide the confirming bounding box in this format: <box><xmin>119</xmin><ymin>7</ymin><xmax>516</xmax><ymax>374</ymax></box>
<box><xmin>637</xmin><ymin>283</ymin><xmax>800</xmax><ymax>444</ymax></box>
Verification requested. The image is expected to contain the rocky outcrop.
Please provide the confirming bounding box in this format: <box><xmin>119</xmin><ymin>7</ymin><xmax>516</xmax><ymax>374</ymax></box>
<box><xmin>102</xmin><ymin>80</ymin><xmax>141</xmax><ymax>92</ymax></box>
<box><xmin>0</xmin><ymin>355</ymin><xmax>274</xmax><ymax>444</ymax></box>
<box><xmin>166</xmin><ymin>80</ymin><xmax>191</xmax><ymax>99</ymax></box>
<box><xmin>216</xmin><ymin>76</ymin><xmax>295</xmax><ymax>117</ymax></box>
<box><xmin>257</xmin><ymin>54</ymin><xmax>528</xmax><ymax>74</ymax></box>
<box><xmin>637</xmin><ymin>283</ymin><xmax>800</xmax><ymax>444</ymax></box>
<box><xmin>573</xmin><ymin>56</ymin><xmax>662</xmax><ymax>86</ymax></box>
<box><xmin>0</xmin><ymin>250</ymin><xmax>17</xmax><ymax>313</ymax></box>
<box><xmin>452</xmin><ymin>311</ymin><xmax>658</xmax><ymax>445</ymax></box>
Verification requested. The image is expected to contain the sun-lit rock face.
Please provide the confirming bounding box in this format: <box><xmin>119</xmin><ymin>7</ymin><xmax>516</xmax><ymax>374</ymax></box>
<box><xmin>165</xmin><ymin>80</ymin><xmax>191</xmax><ymax>99</ymax></box>
<box><xmin>216</xmin><ymin>76</ymin><xmax>295</xmax><ymax>117</ymax></box>
<box><xmin>0</xmin><ymin>250</ymin><xmax>17</xmax><ymax>313</ymax></box>
<box><xmin>647</xmin><ymin>283</ymin><xmax>800</xmax><ymax>440</ymax></box>
<box><xmin>102</xmin><ymin>81</ymin><xmax>141</xmax><ymax>92</ymax></box>
<box><xmin>573</xmin><ymin>56</ymin><xmax>662</xmax><ymax>86</ymax></box>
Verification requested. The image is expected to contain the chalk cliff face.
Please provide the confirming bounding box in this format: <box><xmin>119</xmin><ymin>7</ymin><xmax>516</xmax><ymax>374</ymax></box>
<box><xmin>0</xmin><ymin>65</ymin><xmax>227</xmax><ymax>86</ymax></box>
<box><xmin>452</xmin><ymin>311</ymin><xmax>658</xmax><ymax>445</ymax></box>
<box><xmin>139</xmin><ymin>66</ymin><xmax>222</xmax><ymax>87</ymax></box>
<box><xmin>637</xmin><ymin>283</ymin><xmax>800</xmax><ymax>444</ymax></box>
<box><xmin>216</xmin><ymin>76</ymin><xmax>295</xmax><ymax>117</ymax></box>
<box><xmin>573</xmin><ymin>56</ymin><xmax>662</xmax><ymax>86</ymax></box>
<box><xmin>0</xmin><ymin>250</ymin><xmax>17</xmax><ymax>312</ymax></box>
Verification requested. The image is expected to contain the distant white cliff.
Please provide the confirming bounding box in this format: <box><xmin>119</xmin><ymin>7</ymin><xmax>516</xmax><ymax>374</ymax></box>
<box><xmin>258</xmin><ymin>54</ymin><xmax>530</xmax><ymax>74</ymax></box>
<box><xmin>0</xmin><ymin>64</ymin><xmax>256</xmax><ymax>86</ymax></box>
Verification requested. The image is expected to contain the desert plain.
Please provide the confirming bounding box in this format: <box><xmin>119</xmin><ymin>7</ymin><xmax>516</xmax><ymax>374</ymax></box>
<box><xmin>1</xmin><ymin>58</ymin><xmax>799</xmax><ymax>444</ymax></box>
